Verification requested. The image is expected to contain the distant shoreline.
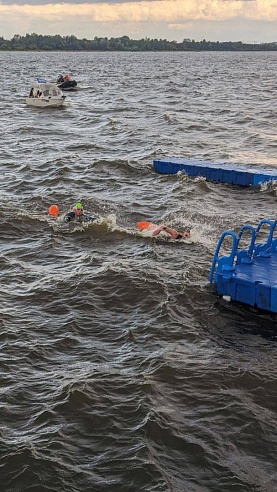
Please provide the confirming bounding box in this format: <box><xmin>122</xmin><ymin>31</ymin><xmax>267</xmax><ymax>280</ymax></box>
<box><xmin>1</xmin><ymin>34</ymin><xmax>277</xmax><ymax>51</ymax></box>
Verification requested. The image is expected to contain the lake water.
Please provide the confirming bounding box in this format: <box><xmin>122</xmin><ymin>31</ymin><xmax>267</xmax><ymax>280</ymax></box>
<box><xmin>0</xmin><ymin>50</ymin><xmax>277</xmax><ymax>492</ymax></box>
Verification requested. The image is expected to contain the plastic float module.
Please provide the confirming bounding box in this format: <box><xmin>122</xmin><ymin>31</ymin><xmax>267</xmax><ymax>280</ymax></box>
<box><xmin>209</xmin><ymin>219</ymin><xmax>277</xmax><ymax>313</ymax></box>
<box><xmin>153</xmin><ymin>157</ymin><xmax>277</xmax><ymax>187</ymax></box>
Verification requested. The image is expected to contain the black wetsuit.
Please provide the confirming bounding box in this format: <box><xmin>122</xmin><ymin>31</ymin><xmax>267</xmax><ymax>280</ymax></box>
<box><xmin>175</xmin><ymin>228</ymin><xmax>190</xmax><ymax>240</ymax></box>
<box><xmin>64</xmin><ymin>212</ymin><xmax>95</xmax><ymax>223</ymax></box>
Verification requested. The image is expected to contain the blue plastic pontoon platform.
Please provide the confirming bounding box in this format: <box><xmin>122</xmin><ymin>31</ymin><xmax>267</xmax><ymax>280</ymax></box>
<box><xmin>153</xmin><ymin>158</ymin><xmax>277</xmax><ymax>186</ymax></box>
<box><xmin>209</xmin><ymin>220</ymin><xmax>277</xmax><ymax>313</ymax></box>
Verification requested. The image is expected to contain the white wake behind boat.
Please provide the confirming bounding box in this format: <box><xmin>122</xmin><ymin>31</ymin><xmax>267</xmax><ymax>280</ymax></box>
<box><xmin>26</xmin><ymin>79</ymin><xmax>66</xmax><ymax>108</ymax></box>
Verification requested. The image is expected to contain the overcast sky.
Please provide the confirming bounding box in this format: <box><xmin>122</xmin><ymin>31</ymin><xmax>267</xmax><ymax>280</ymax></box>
<box><xmin>0</xmin><ymin>0</ymin><xmax>276</xmax><ymax>43</ymax></box>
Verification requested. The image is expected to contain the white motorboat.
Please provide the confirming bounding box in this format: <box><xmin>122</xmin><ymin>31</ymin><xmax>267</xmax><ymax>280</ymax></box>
<box><xmin>26</xmin><ymin>79</ymin><xmax>66</xmax><ymax>108</ymax></box>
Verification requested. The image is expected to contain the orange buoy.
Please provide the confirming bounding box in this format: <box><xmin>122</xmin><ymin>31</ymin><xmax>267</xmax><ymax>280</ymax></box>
<box><xmin>48</xmin><ymin>204</ymin><xmax>59</xmax><ymax>216</ymax></box>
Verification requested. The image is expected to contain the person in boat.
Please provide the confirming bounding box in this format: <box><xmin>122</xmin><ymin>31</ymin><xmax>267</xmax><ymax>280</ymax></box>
<box><xmin>64</xmin><ymin>202</ymin><xmax>95</xmax><ymax>223</ymax></box>
<box><xmin>57</xmin><ymin>74</ymin><xmax>64</xmax><ymax>84</ymax></box>
<box><xmin>152</xmin><ymin>225</ymin><xmax>190</xmax><ymax>239</ymax></box>
<box><xmin>64</xmin><ymin>74</ymin><xmax>71</xmax><ymax>81</ymax></box>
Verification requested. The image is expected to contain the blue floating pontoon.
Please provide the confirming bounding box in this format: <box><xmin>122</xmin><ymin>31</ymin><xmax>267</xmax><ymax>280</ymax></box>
<box><xmin>153</xmin><ymin>158</ymin><xmax>277</xmax><ymax>186</ymax></box>
<box><xmin>209</xmin><ymin>219</ymin><xmax>277</xmax><ymax>313</ymax></box>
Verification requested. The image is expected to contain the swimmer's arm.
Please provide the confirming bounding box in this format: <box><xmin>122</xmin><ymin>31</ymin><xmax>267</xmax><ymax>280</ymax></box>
<box><xmin>83</xmin><ymin>215</ymin><xmax>96</xmax><ymax>222</ymax></box>
<box><xmin>64</xmin><ymin>212</ymin><xmax>75</xmax><ymax>222</ymax></box>
<box><xmin>152</xmin><ymin>225</ymin><xmax>166</xmax><ymax>236</ymax></box>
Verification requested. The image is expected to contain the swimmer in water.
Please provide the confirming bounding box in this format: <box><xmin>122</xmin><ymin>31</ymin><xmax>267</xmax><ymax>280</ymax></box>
<box><xmin>152</xmin><ymin>225</ymin><xmax>190</xmax><ymax>239</ymax></box>
<box><xmin>64</xmin><ymin>202</ymin><xmax>95</xmax><ymax>223</ymax></box>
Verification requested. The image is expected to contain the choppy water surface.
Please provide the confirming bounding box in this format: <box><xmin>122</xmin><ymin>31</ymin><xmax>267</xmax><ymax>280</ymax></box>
<box><xmin>0</xmin><ymin>51</ymin><xmax>277</xmax><ymax>492</ymax></box>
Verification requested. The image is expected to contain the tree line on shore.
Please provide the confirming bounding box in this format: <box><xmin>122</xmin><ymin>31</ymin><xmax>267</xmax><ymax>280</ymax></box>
<box><xmin>1</xmin><ymin>33</ymin><xmax>276</xmax><ymax>51</ymax></box>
